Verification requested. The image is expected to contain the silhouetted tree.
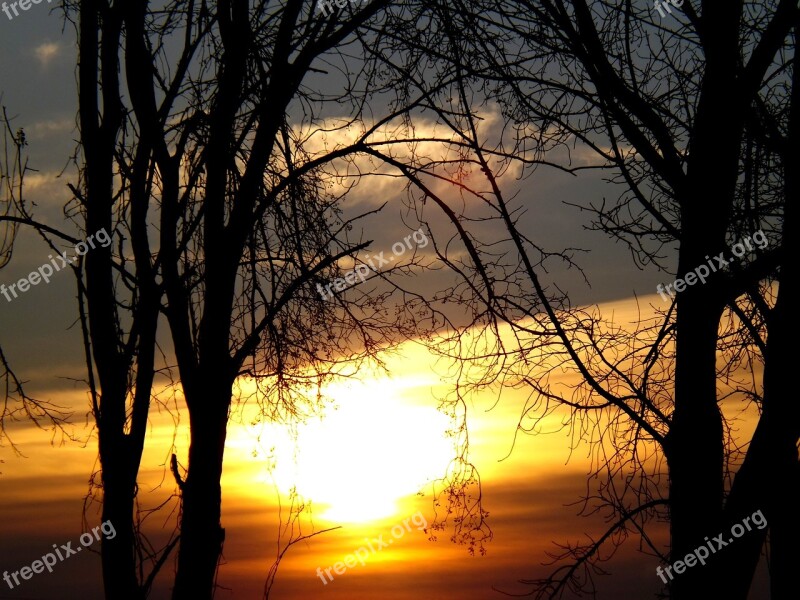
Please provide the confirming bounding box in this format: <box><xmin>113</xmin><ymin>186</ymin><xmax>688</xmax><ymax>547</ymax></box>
<box><xmin>381</xmin><ymin>1</ymin><xmax>797</xmax><ymax>598</ymax></box>
<box><xmin>75</xmin><ymin>1</ymin><xmax>494</xmax><ymax>598</ymax></box>
<box><xmin>1</xmin><ymin>74</ymin><xmax>167</xmax><ymax>599</ymax></box>
<box><xmin>69</xmin><ymin>2</ymin><xmax>186</xmax><ymax>597</ymax></box>
<box><xmin>0</xmin><ymin>108</ymin><xmax>71</xmax><ymax>461</ymax></box>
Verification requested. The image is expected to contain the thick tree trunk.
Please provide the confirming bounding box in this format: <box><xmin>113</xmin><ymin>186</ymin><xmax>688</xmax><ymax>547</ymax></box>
<box><xmin>766</xmin><ymin>29</ymin><xmax>800</xmax><ymax>594</ymax></box>
<box><xmin>667</xmin><ymin>5</ymin><xmax>745</xmax><ymax>596</ymax></box>
<box><xmin>100</xmin><ymin>453</ymin><xmax>142</xmax><ymax>600</ymax></box>
<box><xmin>717</xmin><ymin>227</ymin><xmax>800</xmax><ymax>598</ymax></box>
<box><xmin>721</xmin><ymin>363</ymin><xmax>800</xmax><ymax>599</ymax></box>
<box><xmin>721</xmin><ymin>28</ymin><xmax>800</xmax><ymax>596</ymax></box>
<box><xmin>667</xmin><ymin>291</ymin><xmax>725</xmax><ymax>598</ymax></box>
<box><xmin>80</xmin><ymin>2</ymin><xmax>150</xmax><ymax>597</ymax></box>
<box><xmin>172</xmin><ymin>382</ymin><xmax>231</xmax><ymax>600</ymax></box>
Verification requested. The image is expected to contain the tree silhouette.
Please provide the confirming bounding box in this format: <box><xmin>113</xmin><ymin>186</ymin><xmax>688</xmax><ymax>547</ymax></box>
<box><xmin>73</xmin><ymin>0</ymin><xmax>495</xmax><ymax>597</ymax></box>
<box><xmin>382</xmin><ymin>1</ymin><xmax>797</xmax><ymax>597</ymax></box>
<box><xmin>6</xmin><ymin>2</ymin><xmax>792</xmax><ymax>598</ymax></box>
<box><xmin>0</xmin><ymin>109</ymin><xmax>71</xmax><ymax>458</ymax></box>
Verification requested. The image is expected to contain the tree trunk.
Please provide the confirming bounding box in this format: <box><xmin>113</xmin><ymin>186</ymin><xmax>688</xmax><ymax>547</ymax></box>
<box><xmin>721</xmin><ymin>25</ymin><xmax>800</xmax><ymax>596</ymax></box>
<box><xmin>172</xmin><ymin>382</ymin><xmax>231</xmax><ymax>600</ymax></box>
<box><xmin>80</xmin><ymin>2</ymin><xmax>149</xmax><ymax>596</ymax></box>
<box><xmin>100</xmin><ymin>450</ymin><xmax>143</xmax><ymax>600</ymax></box>
<box><xmin>766</xmin><ymin>26</ymin><xmax>800</xmax><ymax>594</ymax></box>
<box><xmin>667</xmin><ymin>4</ymin><xmax>745</xmax><ymax>596</ymax></box>
<box><xmin>667</xmin><ymin>290</ymin><xmax>725</xmax><ymax>597</ymax></box>
<box><xmin>717</xmin><ymin>217</ymin><xmax>800</xmax><ymax>598</ymax></box>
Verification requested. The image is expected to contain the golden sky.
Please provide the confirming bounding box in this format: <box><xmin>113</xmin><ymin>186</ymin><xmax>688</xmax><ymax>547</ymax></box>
<box><xmin>0</xmin><ymin>294</ymin><xmax>769</xmax><ymax>600</ymax></box>
<box><xmin>0</xmin><ymin>9</ymin><xmax>778</xmax><ymax>599</ymax></box>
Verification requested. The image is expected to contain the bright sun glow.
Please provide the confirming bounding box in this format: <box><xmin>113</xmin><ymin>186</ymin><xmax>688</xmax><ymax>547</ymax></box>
<box><xmin>260</xmin><ymin>378</ymin><xmax>454</xmax><ymax>523</ymax></box>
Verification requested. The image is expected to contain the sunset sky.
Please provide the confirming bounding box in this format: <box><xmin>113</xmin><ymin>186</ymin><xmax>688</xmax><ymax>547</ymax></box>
<box><xmin>0</xmin><ymin>334</ymin><xmax>640</xmax><ymax>600</ymax></box>
<box><xmin>0</xmin><ymin>5</ymin><xmax>776</xmax><ymax>600</ymax></box>
<box><xmin>0</xmin><ymin>299</ymin><xmax>769</xmax><ymax>599</ymax></box>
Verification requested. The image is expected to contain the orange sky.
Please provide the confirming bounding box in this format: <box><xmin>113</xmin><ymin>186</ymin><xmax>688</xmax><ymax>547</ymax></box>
<box><xmin>0</xmin><ymin>294</ymin><xmax>770</xmax><ymax>600</ymax></box>
<box><xmin>0</xmin><ymin>10</ymin><xmax>779</xmax><ymax>598</ymax></box>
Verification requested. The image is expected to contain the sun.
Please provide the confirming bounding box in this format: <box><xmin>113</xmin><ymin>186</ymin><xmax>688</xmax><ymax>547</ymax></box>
<box><xmin>265</xmin><ymin>377</ymin><xmax>454</xmax><ymax>523</ymax></box>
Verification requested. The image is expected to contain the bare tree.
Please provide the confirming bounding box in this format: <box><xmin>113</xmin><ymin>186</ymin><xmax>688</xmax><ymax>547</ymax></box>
<box><xmin>72</xmin><ymin>1</ymin><xmax>177</xmax><ymax>592</ymax></box>
<box><xmin>1</xmin><ymin>83</ymin><xmax>164</xmax><ymax>598</ymax></box>
<box><xmin>365</xmin><ymin>1</ymin><xmax>798</xmax><ymax>598</ymax></box>
<box><xmin>74</xmin><ymin>0</ymin><xmax>502</xmax><ymax>597</ymax></box>
<box><xmin>8</xmin><ymin>1</ymin><xmax>794</xmax><ymax>598</ymax></box>
<box><xmin>0</xmin><ymin>108</ymin><xmax>71</xmax><ymax>459</ymax></box>
<box><xmin>261</xmin><ymin>486</ymin><xmax>340</xmax><ymax>600</ymax></box>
